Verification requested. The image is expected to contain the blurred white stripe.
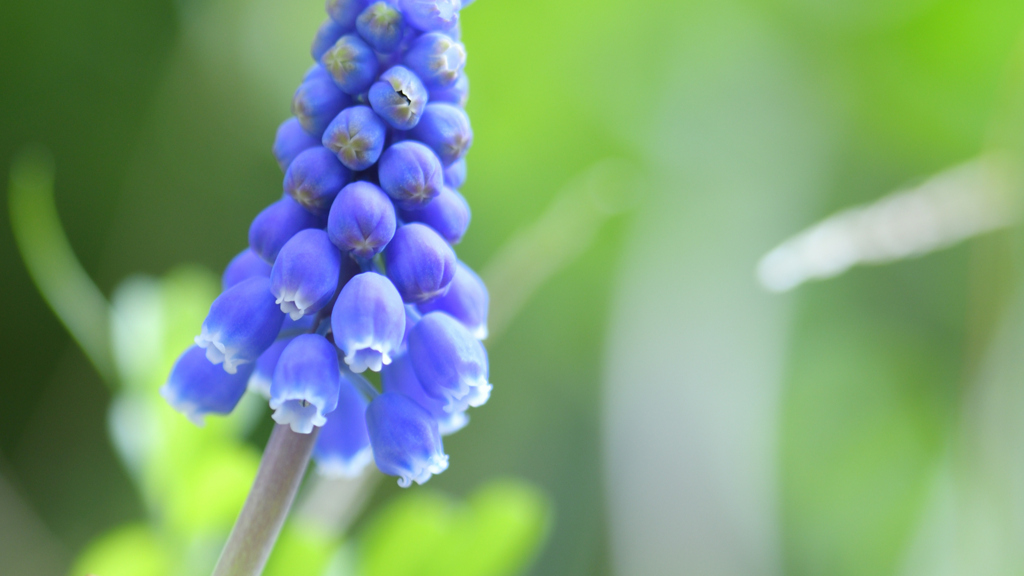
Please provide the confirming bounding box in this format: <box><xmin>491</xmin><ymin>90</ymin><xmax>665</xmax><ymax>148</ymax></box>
<box><xmin>757</xmin><ymin>155</ymin><xmax>1018</xmax><ymax>293</ymax></box>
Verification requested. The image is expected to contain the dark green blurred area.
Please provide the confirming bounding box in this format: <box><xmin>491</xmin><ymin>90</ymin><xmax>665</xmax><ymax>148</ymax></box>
<box><xmin>5</xmin><ymin>0</ymin><xmax>1024</xmax><ymax>575</ymax></box>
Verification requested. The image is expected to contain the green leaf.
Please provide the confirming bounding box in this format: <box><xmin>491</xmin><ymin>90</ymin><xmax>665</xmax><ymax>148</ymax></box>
<box><xmin>70</xmin><ymin>524</ymin><xmax>170</xmax><ymax>576</ymax></box>
<box><xmin>263</xmin><ymin>522</ymin><xmax>341</xmax><ymax>576</ymax></box>
<box><xmin>359</xmin><ymin>479</ymin><xmax>551</xmax><ymax>576</ymax></box>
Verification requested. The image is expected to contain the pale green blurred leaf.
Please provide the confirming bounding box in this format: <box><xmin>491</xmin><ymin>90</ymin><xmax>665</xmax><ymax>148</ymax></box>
<box><xmin>360</xmin><ymin>479</ymin><xmax>550</xmax><ymax>576</ymax></box>
<box><xmin>263</xmin><ymin>523</ymin><xmax>340</xmax><ymax>576</ymax></box>
<box><xmin>70</xmin><ymin>524</ymin><xmax>170</xmax><ymax>576</ymax></box>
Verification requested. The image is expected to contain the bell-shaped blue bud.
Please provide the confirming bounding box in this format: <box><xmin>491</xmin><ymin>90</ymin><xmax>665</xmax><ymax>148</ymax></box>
<box><xmin>408</xmin><ymin>311</ymin><xmax>490</xmax><ymax>412</ymax></box>
<box><xmin>321</xmin><ymin>34</ymin><xmax>379</xmax><ymax>95</ymax></box>
<box><xmin>269</xmin><ymin>334</ymin><xmax>341</xmax><ymax>433</ymax></box>
<box><xmin>366</xmin><ymin>392</ymin><xmax>449</xmax><ymax>487</ymax></box>
<box><xmin>312</xmin><ymin>18</ymin><xmax>349</xmax><ymax>61</ymax></box>
<box><xmin>327</xmin><ymin>0</ymin><xmax>370</xmax><ymax>28</ymax></box>
<box><xmin>378</xmin><ymin>141</ymin><xmax>443</xmax><ymax>208</ymax></box>
<box><xmin>249</xmin><ymin>196</ymin><xmax>326</xmax><ymax>265</ymax></box>
<box><xmin>399</xmin><ymin>0</ymin><xmax>460</xmax><ymax>32</ymax></box>
<box><xmin>327</xmin><ymin>181</ymin><xmax>397</xmax><ymax>258</ymax></box>
<box><xmin>161</xmin><ymin>346</ymin><xmax>255</xmax><ymax>425</ymax></box>
<box><xmin>271</xmin><ymin>229</ymin><xmax>343</xmax><ymax>320</ymax></box>
<box><xmin>382</xmin><ymin>354</ymin><xmax>468</xmax><ymax>435</ymax></box>
<box><xmin>384</xmin><ymin>223</ymin><xmax>456</xmax><ymax>303</ymax></box>
<box><xmin>195</xmin><ymin>277</ymin><xmax>285</xmax><ymax>374</ymax></box>
<box><xmin>404</xmin><ymin>32</ymin><xmax>465</xmax><ymax>89</ymax></box>
<box><xmin>331</xmin><ymin>272</ymin><xmax>406</xmax><ymax>373</ymax></box>
<box><xmin>313</xmin><ymin>376</ymin><xmax>373</xmax><ymax>477</ymax></box>
<box><xmin>247</xmin><ymin>337</ymin><xmax>291</xmax><ymax>398</ymax></box>
<box><xmin>223</xmin><ymin>248</ymin><xmax>271</xmax><ymax>291</ymax></box>
<box><xmin>443</xmin><ymin>157</ymin><xmax>466</xmax><ymax>188</ymax></box>
<box><xmin>322</xmin><ymin>105</ymin><xmax>387</xmax><ymax>171</ymax></box>
<box><xmin>410</xmin><ymin>103</ymin><xmax>472</xmax><ymax>167</ymax></box>
<box><xmin>399</xmin><ymin>186</ymin><xmax>469</xmax><ymax>244</ymax></box>
<box><xmin>356</xmin><ymin>1</ymin><xmax>406</xmax><ymax>54</ymax></box>
<box><xmin>273</xmin><ymin>117</ymin><xmax>321</xmax><ymax>172</ymax></box>
<box><xmin>418</xmin><ymin>261</ymin><xmax>487</xmax><ymax>338</ymax></box>
<box><xmin>284</xmin><ymin>146</ymin><xmax>352</xmax><ymax>217</ymax></box>
<box><xmin>292</xmin><ymin>66</ymin><xmax>352</xmax><ymax>138</ymax></box>
<box><xmin>429</xmin><ymin>73</ymin><xmax>468</xmax><ymax>108</ymax></box>
<box><xmin>368</xmin><ymin>66</ymin><xmax>428</xmax><ymax>130</ymax></box>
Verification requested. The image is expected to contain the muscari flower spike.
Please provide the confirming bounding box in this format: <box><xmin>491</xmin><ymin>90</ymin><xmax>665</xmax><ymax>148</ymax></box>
<box><xmin>164</xmin><ymin>0</ymin><xmax>487</xmax><ymax>488</ymax></box>
<box><xmin>270</xmin><ymin>334</ymin><xmax>341</xmax><ymax>433</ymax></box>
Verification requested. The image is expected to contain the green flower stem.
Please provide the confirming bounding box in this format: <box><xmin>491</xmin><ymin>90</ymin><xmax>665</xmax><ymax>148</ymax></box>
<box><xmin>8</xmin><ymin>148</ymin><xmax>115</xmax><ymax>385</ymax></box>
<box><xmin>212</xmin><ymin>424</ymin><xmax>319</xmax><ymax>576</ymax></box>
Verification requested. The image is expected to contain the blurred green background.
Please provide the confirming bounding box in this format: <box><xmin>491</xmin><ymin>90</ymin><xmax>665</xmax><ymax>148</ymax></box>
<box><xmin>5</xmin><ymin>0</ymin><xmax>1024</xmax><ymax>575</ymax></box>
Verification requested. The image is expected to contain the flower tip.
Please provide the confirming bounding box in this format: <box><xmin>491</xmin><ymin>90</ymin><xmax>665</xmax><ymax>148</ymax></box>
<box><xmin>160</xmin><ymin>384</ymin><xmax>207</xmax><ymax>427</ymax></box>
<box><xmin>270</xmin><ymin>398</ymin><xmax>328</xmax><ymax>434</ymax></box>
<box><xmin>397</xmin><ymin>452</ymin><xmax>449</xmax><ymax>488</ymax></box>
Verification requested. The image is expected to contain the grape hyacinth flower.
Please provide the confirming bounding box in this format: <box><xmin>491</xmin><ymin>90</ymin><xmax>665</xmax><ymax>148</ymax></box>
<box><xmin>272</xmin><ymin>117</ymin><xmax>320</xmax><ymax>172</ymax></box>
<box><xmin>399</xmin><ymin>186</ymin><xmax>470</xmax><ymax>244</ymax></box>
<box><xmin>384</xmin><ymin>222</ymin><xmax>457</xmax><ymax>302</ymax></box>
<box><xmin>382</xmin><ymin>354</ymin><xmax>468</xmax><ymax>435</ymax></box>
<box><xmin>327</xmin><ymin>181</ymin><xmax>397</xmax><ymax>258</ymax></box>
<box><xmin>322</xmin><ymin>105</ymin><xmax>388</xmax><ymax>171</ymax></box>
<box><xmin>320</xmin><ymin>34</ymin><xmax>379</xmax><ymax>95</ymax></box>
<box><xmin>194</xmin><ymin>277</ymin><xmax>284</xmax><ymax>374</ymax></box>
<box><xmin>444</xmin><ymin>157</ymin><xmax>467</xmax><ymax>188</ymax></box>
<box><xmin>247</xmin><ymin>337</ymin><xmax>291</xmax><ymax>398</ymax></box>
<box><xmin>408</xmin><ymin>311</ymin><xmax>491</xmax><ymax>413</ymax></box>
<box><xmin>368</xmin><ymin>66</ymin><xmax>428</xmax><ymax>130</ymax></box>
<box><xmin>164</xmin><ymin>2</ymin><xmax>490</xmax><ymax>567</ymax></box>
<box><xmin>313</xmin><ymin>376</ymin><xmax>373</xmax><ymax>477</ymax></box>
<box><xmin>249</xmin><ymin>196</ymin><xmax>324</xmax><ymax>264</ymax></box>
<box><xmin>404</xmin><ymin>32</ymin><xmax>466</xmax><ymax>89</ymax></box>
<box><xmin>270</xmin><ymin>229</ymin><xmax>342</xmax><ymax>320</ymax></box>
<box><xmin>292</xmin><ymin>66</ymin><xmax>351</xmax><ymax>138</ymax></box>
<box><xmin>400</xmin><ymin>0</ymin><xmax>459</xmax><ymax>32</ymax></box>
<box><xmin>430</xmin><ymin>72</ymin><xmax>469</xmax><ymax>107</ymax></box>
<box><xmin>378</xmin><ymin>140</ymin><xmax>443</xmax><ymax>207</ymax></box>
<box><xmin>366</xmin><ymin>392</ymin><xmax>449</xmax><ymax>487</ymax></box>
<box><xmin>284</xmin><ymin>146</ymin><xmax>352</xmax><ymax>216</ymax></box>
<box><xmin>332</xmin><ymin>272</ymin><xmax>406</xmax><ymax>372</ymax></box>
<box><xmin>269</xmin><ymin>334</ymin><xmax>341</xmax><ymax>433</ymax></box>
<box><xmin>356</xmin><ymin>1</ymin><xmax>406</xmax><ymax>54</ymax></box>
<box><xmin>161</xmin><ymin>346</ymin><xmax>255</xmax><ymax>425</ymax></box>
<box><xmin>418</xmin><ymin>260</ymin><xmax>488</xmax><ymax>338</ymax></box>
<box><xmin>222</xmin><ymin>247</ymin><xmax>271</xmax><ymax>290</ymax></box>
<box><xmin>410</xmin><ymin>103</ymin><xmax>472</xmax><ymax>166</ymax></box>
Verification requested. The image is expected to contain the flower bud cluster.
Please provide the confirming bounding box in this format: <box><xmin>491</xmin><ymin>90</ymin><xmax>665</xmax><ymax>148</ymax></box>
<box><xmin>161</xmin><ymin>0</ymin><xmax>488</xmax><ymax>488</ymax></box>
